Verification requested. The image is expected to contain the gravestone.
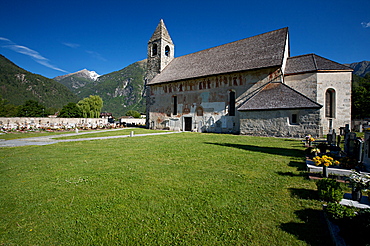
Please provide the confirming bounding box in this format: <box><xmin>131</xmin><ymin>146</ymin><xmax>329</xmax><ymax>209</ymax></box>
<box><xmin>348</xmin><ymin>133</ymin><xmax>357</xmax><ymax>157</ymax></box>
<box><xmin>344</xmin><ymin>124</ymin><xmax>351</xmax><ymax>153</ymax></box>
<box><xmin>363</xmin><ymin>129</ymin><xmax>370</xmax><ymax>171</ymax></box>
<box><xmin>327</xmin><ymin>129</ymin><xmax>337</xmax><ymax>146</ymax></box>
<box><xmin>337</xmin><ymin>135</ymin><xmax>341</xmax><ymax>147</ymax></box>
<box><xmin>354</xmin><ymin>138</ymin><xmax>364</xmax><ymax>164</ymax></box>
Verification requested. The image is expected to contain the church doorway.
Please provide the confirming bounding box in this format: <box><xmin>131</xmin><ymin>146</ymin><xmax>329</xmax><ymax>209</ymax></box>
<box><xmin>184</xmin><ymin>117</ymin><xmax>192</xmax><ymax>131</ymax></box>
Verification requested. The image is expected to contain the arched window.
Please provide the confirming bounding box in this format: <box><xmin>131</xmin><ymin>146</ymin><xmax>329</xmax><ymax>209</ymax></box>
<box><xmin>152</xmin><ymin>43</ymin><xmax>158</xmax><ymax>56</ymax></box>
<box><xmin>165</xmin><ymin>45</ymin><xmax>170</xmax><ymax>57</ymax></box>
<box><xmin>229</xmin><ymin>90</ymin><xmax>236</xmax><ymax>116</ymax></box>
<box><xmin>325</xmin><ymin>88</ymin><xmax>336</xmax><ymax>118</ymax></box>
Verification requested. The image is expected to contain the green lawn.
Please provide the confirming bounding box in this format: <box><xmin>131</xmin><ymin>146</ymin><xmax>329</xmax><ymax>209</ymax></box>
<box><xmin>0</xmin><ymin>130</ymin><xmax>74</xmax><ymax>140</ymax></box>
<box><xmin>0</xmin><ymin>133</ymin><xmax>330</xmax><ymax>245</ymax></box>
<box><xmin>52</xmin><ymin>128</ymin><xmax>168</xmax><ymax>140</ymax></box>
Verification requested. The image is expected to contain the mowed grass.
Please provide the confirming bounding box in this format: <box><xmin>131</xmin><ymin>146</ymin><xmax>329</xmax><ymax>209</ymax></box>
<box><xmin>52</xmin><ymin>128</ymin><xmax>168</xmax><ymax>140</ymax></box>
<box><xmin>0</xmin><ymin>130</ymin><xmax>75</xmax><ymax>140</ymax></box>
<box><xmin>0</xmin><ymin>133</ymin><xmax>330</xmax><ymax>245</ymax></box>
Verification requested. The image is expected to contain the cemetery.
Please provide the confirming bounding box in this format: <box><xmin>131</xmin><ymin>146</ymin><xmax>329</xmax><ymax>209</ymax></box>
<box><xmin>305</xmin><ymin>124</ymin><xmax>370</xmax><ymax>245</ymax></box>
<box><xmin>0</xmin><ymin>117</ymin><xmax>112</xmax><ymax>133</ymax></box>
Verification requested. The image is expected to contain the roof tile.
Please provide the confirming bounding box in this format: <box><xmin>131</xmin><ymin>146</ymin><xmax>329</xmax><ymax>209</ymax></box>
<box><xmin>148</xmin><ymin>28</ymin><xmax>288</xmax><ymax>85</ymax></box>
<box><xmin>238</xmin><ymin>82</ymin><xmax>322</xmax><ymax>111</ymax></box>
<box><xmin>284</xmin><ymin>54</ymin><xmax>352</xmax><ymax>75</ymax></box>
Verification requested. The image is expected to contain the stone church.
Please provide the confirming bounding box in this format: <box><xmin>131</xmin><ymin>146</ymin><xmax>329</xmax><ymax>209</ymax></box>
<box><xmin>145</xmin><ymin>20</ymin><xmax>352</xmax><ymax>137</ymax></box>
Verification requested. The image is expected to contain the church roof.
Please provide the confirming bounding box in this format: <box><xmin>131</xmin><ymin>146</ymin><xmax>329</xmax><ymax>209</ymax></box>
<box><xmin>149</xmin><ymin>19</ymin><xmax>173</xmax><ymax>44</ymax></box>
<box><xmin>284</xmin><ymin>54</ymin><xmax>352</xmax><ymax>75</ymax></box>
<box><xmin>238</xmin><ymin>82</ymin><xmax>322</xmax><ymax>111</ymax></box>
<box><xmin>148</xmin><ymin>27</ymin><xmax>289</xmax><ymax>85</ymax></box>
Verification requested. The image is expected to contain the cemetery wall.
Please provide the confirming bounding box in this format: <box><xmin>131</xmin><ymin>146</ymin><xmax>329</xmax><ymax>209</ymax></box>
<box><xmin>0</xmin><ymin>117</ymin><xmax>108</xmax><ymax>129</ymax></box>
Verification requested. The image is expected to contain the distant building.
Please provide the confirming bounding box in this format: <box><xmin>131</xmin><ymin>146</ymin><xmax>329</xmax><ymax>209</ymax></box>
<box><xmin>100</xmin><ymin>112</ymin><xmax>114</xmax><ymax>123</ymax></box>
<box><xmin>145</xmin><ymin>20</ymin><xmax>352</xmax><ymax>137</ymax></box>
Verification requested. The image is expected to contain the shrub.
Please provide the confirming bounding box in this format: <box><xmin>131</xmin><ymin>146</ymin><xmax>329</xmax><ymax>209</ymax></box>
<box><xmin>316</xmin><ymin>178</ymin><xmax>343</xmax><ymax>202</ymax></box>
<box><xmin>355</xmin><ymin>209</ymin><xmax>370</xmax><ymax>229</ymax></box>
<box><xmin>325</xmin><ymin>202</ymin><xmax>356</xmax><ymax>220</ymax></box>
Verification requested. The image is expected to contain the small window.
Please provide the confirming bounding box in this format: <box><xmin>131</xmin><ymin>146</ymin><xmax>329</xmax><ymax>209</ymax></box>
<box><xmin>229</xmin><ymin>91</ymin><xmax>235</xmax><ymax>116</ymax></box>
<box><xmin>165</xmin><ymin>45</ymin><xmax>170</xmax><ymax>57</ymax></box>
<box><xmin>152</xmin><ymin>43</ymin><xmax>158</xmax><ymax>56</ymax></box>
<box><xmin>291</xmin><ymin>114</ymin><xmax>298</xmax><ymax>124</ymax></box>
<box><xmin>173</xmin><ymin>96</ymin><xmax>177</xmax><ymax>115</ymax></box>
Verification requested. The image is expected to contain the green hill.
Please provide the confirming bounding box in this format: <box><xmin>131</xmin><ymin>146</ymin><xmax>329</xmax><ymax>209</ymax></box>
<box><xmin>54</xmin><ymin>60</ymin><xmax>147</xmax><ymax>117</ymax></box>
<box><xmin>0</xmin><ymin>54</ymin><xmax>79</xmax><ymax>109</ymax></box>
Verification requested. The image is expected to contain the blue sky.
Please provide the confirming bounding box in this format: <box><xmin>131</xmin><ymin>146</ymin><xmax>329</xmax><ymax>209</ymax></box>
<box><xmin>1</xmin><ymin>0</ymin><xmax>369</xmax><ymax>78</ymax></box>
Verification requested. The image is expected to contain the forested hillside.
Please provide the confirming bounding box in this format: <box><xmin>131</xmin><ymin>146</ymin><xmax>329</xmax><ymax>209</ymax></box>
<box><xmin>54</xmin><ymin>60</ymin><xmax>147</xmax><ymax>117</ymax></box>
<box><xmin>0</xmin><ymin>54</ymin><xmax>79</xmax><ymax>109</ymax></box>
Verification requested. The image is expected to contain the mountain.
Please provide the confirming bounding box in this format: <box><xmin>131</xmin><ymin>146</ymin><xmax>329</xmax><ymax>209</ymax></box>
<box><xmin>54</xmin><ymin>69</ymin><xmax>100</xmax><ymax>91</ymax></box>
<box><xmin>345</xmin><ymin>61</ymin><xmax>370</xmax><ymax>77</ymax></box>
<box><xmin>0</xmin><ymin>54</ymin><xmax>79</xmax><ymax>109</ymax></box>
<box><xmin>54</xmin><ymin>60</ymin><xmax>147</xmax><ymax>117</ymax></box>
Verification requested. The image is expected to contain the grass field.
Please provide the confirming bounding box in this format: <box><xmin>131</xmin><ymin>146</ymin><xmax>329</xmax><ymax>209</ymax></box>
<box><xmin>52</xmin><ymin>128</ymin><xmax>167</xmax><ymax>140</ymax></box>
<box><xmin>0</xmin><ymin>132</ymin><xmax>330</xmax><ymax>245</ymax></box>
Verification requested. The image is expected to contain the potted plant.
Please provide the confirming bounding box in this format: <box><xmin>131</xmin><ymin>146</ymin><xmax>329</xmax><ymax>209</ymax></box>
<box><xmin>305</xmin><ymin>134</ymin><xmax>315</xmax><ymax>147</ymax></box>
<box><xmin>347</xmin><ymin>171</ymin><xmax>370</xmax><ymax>201</ymax></box>
<box><xmin>313</xmin><ymin>155</ymin><xmax>340</xmax><ymax>178</ymax></box>
<box><xmin>316</xmin><ymin>178</ymin><xmax>343</xmax><ymax>202</ymax></box>
<box><xmin>311</xmin><ymin>147</ymin><xmax>320</xmax><ymax>157</ymax></box>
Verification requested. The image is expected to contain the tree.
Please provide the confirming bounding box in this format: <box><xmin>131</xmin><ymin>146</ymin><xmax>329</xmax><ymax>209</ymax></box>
<box><xmin>59</xmin><ymin>102</ymin><xmax>82</xmax><ymax>118</ymax></box>
<box><xmin>352</xmin><ymin>73</ymin><xmax>370</xmax><ymax>119</ymax></box>
<box><xmin>17</xmin><ymin>100</ymin><xmax>46</xmax><ymax>117</ymax></box>
<box><xmin>88</xmin><ymin>95</ymin><xmax>103</xmax><ymax>118</ymax></box>
<box><xmin>0</xmin><ymin>96</ymin><xmax>18</xmax><ymax>117</ymax></box>
<box><xmin>125</xmin><ymin>110</ymin><xmax>141</xmax><ymax>118</ymax></box>
<box><xmin>77</xmin><ymin>95</ymin><xmax>103</xmax><ymax>118</ymax></box>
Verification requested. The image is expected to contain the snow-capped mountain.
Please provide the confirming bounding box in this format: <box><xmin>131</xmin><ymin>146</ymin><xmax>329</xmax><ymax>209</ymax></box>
<box><xmin>54</xmin><ymin>69</ymin><xmax>100</xmax><ymax>90</ymax></box>
<box><xmin>54</xmin><ymin>69</ymin><xmax>100</xmax><ymax>82</ymax></box>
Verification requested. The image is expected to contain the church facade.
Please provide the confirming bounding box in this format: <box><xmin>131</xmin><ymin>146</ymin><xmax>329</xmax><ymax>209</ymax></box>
<box><xmin>145</xmin><ymin>20</ymin><xmax>352</xmax><ymax>137</ymax></box>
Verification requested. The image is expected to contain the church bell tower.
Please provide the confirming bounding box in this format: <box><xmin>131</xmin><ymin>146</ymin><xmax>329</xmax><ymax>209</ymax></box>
<box><xmin>146</xmin><ymin>19</ymin><xmax>174</xmax><ymax>83</ymax></box>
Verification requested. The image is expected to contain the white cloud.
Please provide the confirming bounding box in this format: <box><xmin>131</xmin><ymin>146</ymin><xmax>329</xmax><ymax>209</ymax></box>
<box><xmin>63</xmin><ymin>42</ymin><xmax>80</xmax><ymax>48</ymax></box>
<box><xmin>0</xmin><ymin>37</ymin><xmax>68</xmax><ymax>73</ymax></box>
<box><xmin>0</xmin><ymin>37</ymin><xmax>12</xmax><ymax>42</ymax></box>
<box><xmin>361</xmin><ymin>22</ymin><xmax>370</xmax><ymax>28</ymax></box>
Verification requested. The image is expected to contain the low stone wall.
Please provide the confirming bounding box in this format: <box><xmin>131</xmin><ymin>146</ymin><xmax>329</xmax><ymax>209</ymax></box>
<box><xmin>119</xmin><ymin>118</ymin><xmax>146</xmax><ymax>126</ymax></box>
<box><xmin>0</xmin><ymin>117</ymin><xmax>108</xmax><ymax>130</ymax></box>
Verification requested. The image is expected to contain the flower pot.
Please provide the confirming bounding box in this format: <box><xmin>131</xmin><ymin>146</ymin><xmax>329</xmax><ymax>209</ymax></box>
<box><xmin>351</xmin><ymin>187</ymin><xmax>362</xmax><ymax>201</ymax></box>
<box><xmin>323</xmin><ymin>166</ymin><xmax>328</xmax><ymax>178</ymax></box>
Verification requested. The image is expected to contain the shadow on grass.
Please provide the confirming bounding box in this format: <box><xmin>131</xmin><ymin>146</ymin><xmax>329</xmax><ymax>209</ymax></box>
<box><xmin>276</xmin><ymin>171</ymin><xmax>308</xmax><ymax>179</ymax></box>
<box><xmin>205</xmin><ymin>142</ymin><xmax>304</xmax><ymax>158</ymax></box>
<box><xmin>288</xmin><ymin>188</ymin><xmax>319</xmax><ymax>200</ymax></box>
<box><xmin>280</xmin><ymin>209</ymin><xmax>332</xmax><ymax>246</ymax></box>
<box><xmin>288</xmin><ymin>161</ymin><xmax>307</xmax><ymax>171</ymax></box>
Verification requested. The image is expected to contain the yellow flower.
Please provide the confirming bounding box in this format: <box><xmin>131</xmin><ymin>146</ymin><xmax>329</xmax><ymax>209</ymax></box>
<box><xmin>313</xmin><ymin>155</ymin><xmax>339</xmax><ymax>167</ymax></box>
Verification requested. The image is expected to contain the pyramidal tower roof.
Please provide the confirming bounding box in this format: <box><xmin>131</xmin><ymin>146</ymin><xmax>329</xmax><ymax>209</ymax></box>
<box><xmin>149</xmin><ymin>19</ymin><xmax>173</xmax><ymax>43</ymax></box>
